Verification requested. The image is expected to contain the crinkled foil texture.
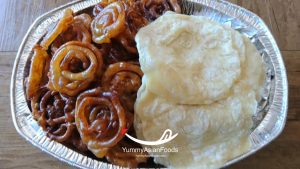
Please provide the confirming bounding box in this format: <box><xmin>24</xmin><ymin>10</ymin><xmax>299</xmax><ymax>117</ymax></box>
<box><xmin>11</xmin><ymin>0</ymin><xmax>287</xmax><ymax>168</ymax></box>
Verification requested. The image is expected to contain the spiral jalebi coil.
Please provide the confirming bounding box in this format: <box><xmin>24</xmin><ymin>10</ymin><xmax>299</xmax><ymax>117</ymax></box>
<box><xmin>91</xmin><ymin>1</ymin><xmax>126</xmax><ymax>44</ymax></box>
<box><xmin>93</xmin><ymin>0</ymin><xmax>118</xmax><ymax>16</ymax></box>
<box><xmin>48</xmin><ymin>41</ymin><xmax>103</xmax><ymax>96</ymax></box>
<box><xmin>116</xmin><ymin>6</ymin><xmax>148</xmax><ymax>54</ymax></box>
<box><xmin>31</xmin><ymin>87</ymin><xmax>76</xmax><ymax>142</ymax></box>
<box><xmin>51</xmin><ymin>13</ymin><xmax>92</xmax><ymax>54</ymax></box>
<box><xmin>138</xmin><ymin>0</ymin><xmax>181</xmax><ymax>20</ymax></box>
<box><xmin>102</xmin><ymin>62</ymin><xmax>143</xmax><ymax>112</ymax></box>
<box><xmin>75</xmin><ymin>87</ymin><xmax>132</xmax><ymax>157</ymax></box>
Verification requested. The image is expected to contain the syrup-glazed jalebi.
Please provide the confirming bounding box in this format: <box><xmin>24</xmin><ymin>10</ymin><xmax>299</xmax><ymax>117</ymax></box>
<box><xmin>26</xmin><ymin>0</ymin><xmax>181</xmax><ymax>167</ymax></box>
<box><xmin>91</xmin><ymin>1</ymin><xmax>126</xmax><ymax>44</ymax></box>
<box><xmin>102</xmin><ymin>62</ymin><xmax>143</xmax><ymax>111</ymax></box>
<box><xmin>137</xmin><ymin>0</ymin><xmax>181</xmax><ymax>20</ymax></box>
<box><xmin>75</xmin><ymin>87</ymin><xmax>131</xmax><ymax>157</ymax></box>
<box><xmin>26</xmin><ymin>46</ymin><xmax>50</xmax><ymax>99</ymax></box>
<box><xmin>51</xmin><ymin>13</ymin><xmax>92</xmax><ymax>54</ymax></box>
<box><xmin>41</xmin><ymin>9</ymin><xmax>74</xmax><ymax>50</ymax></box>
<box><xmin>31</xmin><ymin>87</ymin><xmax>76</xmax><ymax>142</ymax></box>
<box><xmin>116</xmin><ymin>6</ymin><xmax>148</xmax><ymax>54</ymax></box>
<box><xmin>99</xmin><ymin>40</ymin><xmax>136</xmax><ymax>64</ymax></box>
<box><xmin>93</xmin><ymin>0</ymin><xmax>117</xmax><ymax>16</ymax></box>
<box><xmin>48</xmin><ymin>41</ymin><xmax>103</xmax><ymax>96</ymax></box>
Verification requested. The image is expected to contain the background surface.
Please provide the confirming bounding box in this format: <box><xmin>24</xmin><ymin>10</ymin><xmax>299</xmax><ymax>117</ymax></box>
<box><xmin>0</xmin><ymin>0</ymin><xmax>299</xmax><ymax>168</ymax></box>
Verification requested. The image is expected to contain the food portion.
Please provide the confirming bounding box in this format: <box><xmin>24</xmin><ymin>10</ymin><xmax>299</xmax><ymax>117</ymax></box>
<box><xmin>26</xmin><ymin>0</ymin><xmax>266</xmax><ymax>168</ymax></box>
<box><xmin>48</xmin><ymin>41</ymin><xmax>103</xmax><ymax>96</ymax></box>
<box><xmin>136</xmin><ymin>12</ymin><xmax>247</xmax><ymax>105</ymax></box>
<box><xmin>91</xmin><ymin>1</ymin><xmax>126</xmax><ymax>44</ymax></box>
<box><xmin>25</xmin><ymin>0</ymin><xmax>181</xmax><ymax>168</ymax></box>
<box><xmin>134</xmin><ymin>12</ymin><xmax>265</xmax><ymax>168</ymax></box>
<box><xmin>75</xmin><ymin>87</ymin><xmax>127</xmax><ymax>158</ymax></box>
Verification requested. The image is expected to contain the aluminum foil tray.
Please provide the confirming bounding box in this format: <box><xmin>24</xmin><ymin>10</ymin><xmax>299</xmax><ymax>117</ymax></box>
<box><xmin>11</xmin><ymin>0</ymin><xmax>288</xmax><ymax>168</ymax></box>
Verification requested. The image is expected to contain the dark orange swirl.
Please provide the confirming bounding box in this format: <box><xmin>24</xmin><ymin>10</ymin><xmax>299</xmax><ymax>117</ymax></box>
<box><xmin>48</xmin><ymin>41</ymin><xmax>103</xmax><ymax>96</ymax></box>
<box><xmin>101</xmin><ymin>62</ymin><xmax>143</xmax><ymax>111</ymax></box>
<box><xmin>74</xmin><ymin>13</ymin><xmax>92</xmax><ymax>29</ymax></box>
<box><xmin>117</xmin><ymin>7</ymin><xmax>148</xmax><ymax>54</ymax></box>
<box><xmin>75</xmin><ymin>87</ymin><xmax>128</xmax><ymax>158</ymax></box>
<box><xmin>31</xmin><ymin>88</ymin><xmax>76</xmax><ymax>142</ymax></box>
<box><xmin>91</xmin><ymin>1</ymin><xmax>126</xmax><ymax>44</ymax></box>
<box><xmin>102</xmin><ymin>62</ymin><xmax>143</xmax><ymax>93</ymax></box>
<box><xmin>138</xmin><ymin>0</ymin><xmax>181</xmax><ymax>20</ymax></box>
<box><xmin>93</xmin><ymin>0</ymin><xmax>117</xmax><ymax>16</ymax></box>
<box><xmin>51</xmin><ymin>13</ymin><xmax>92</xmax><ymax>54</ymax></box>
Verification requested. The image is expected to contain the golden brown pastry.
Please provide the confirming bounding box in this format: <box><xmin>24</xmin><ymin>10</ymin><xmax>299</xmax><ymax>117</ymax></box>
<box><xmin>75</xmin><ymin>87</ymin><xmax>128</xmax><ymax>158</ymax></box>
<box><xmin>93</xmin><ymin>0</ymin><xmax>118</xmax><ymax>16</ymax></box>
<box><xmin>102</xmin><ymin>62</ymin><xmax>143</xmax><ymax>111</ymax></box>
<box><xmin>47</xmin><ymin>41</ymin><xmax>103</xmax><ymax>96</ymax></box>
<box><xmin>41</xmin><ymin>9</ymin><xmax>74</xmax><ymax>50</ymax></box>
<box><xmin>31</xmin><ymin>87</ymin><xmax>76</xmax><ymax>142</ymax></box>
<box><xmin>91</xmin><ymin>1</ymin><xmax>126</xmax><ymax>44</ymax></box>
<box><xmin>116</xmin><ymin>6</ymin><xmax>148</xmax><ymax>54</ymax></box>
<box><xmin>51</xmin><ymin>13</ymin><xmax>92</xmax><ymax>54</ymax></box>
<box><xmin>26</xmin><ymin>46</ymin><xmax>50</xmax><ymax>99</ymax></box>
<box><xmin>137</xmin><ymin>0</ymin><xmax>181</xmax><ymax>20</ymax></box>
